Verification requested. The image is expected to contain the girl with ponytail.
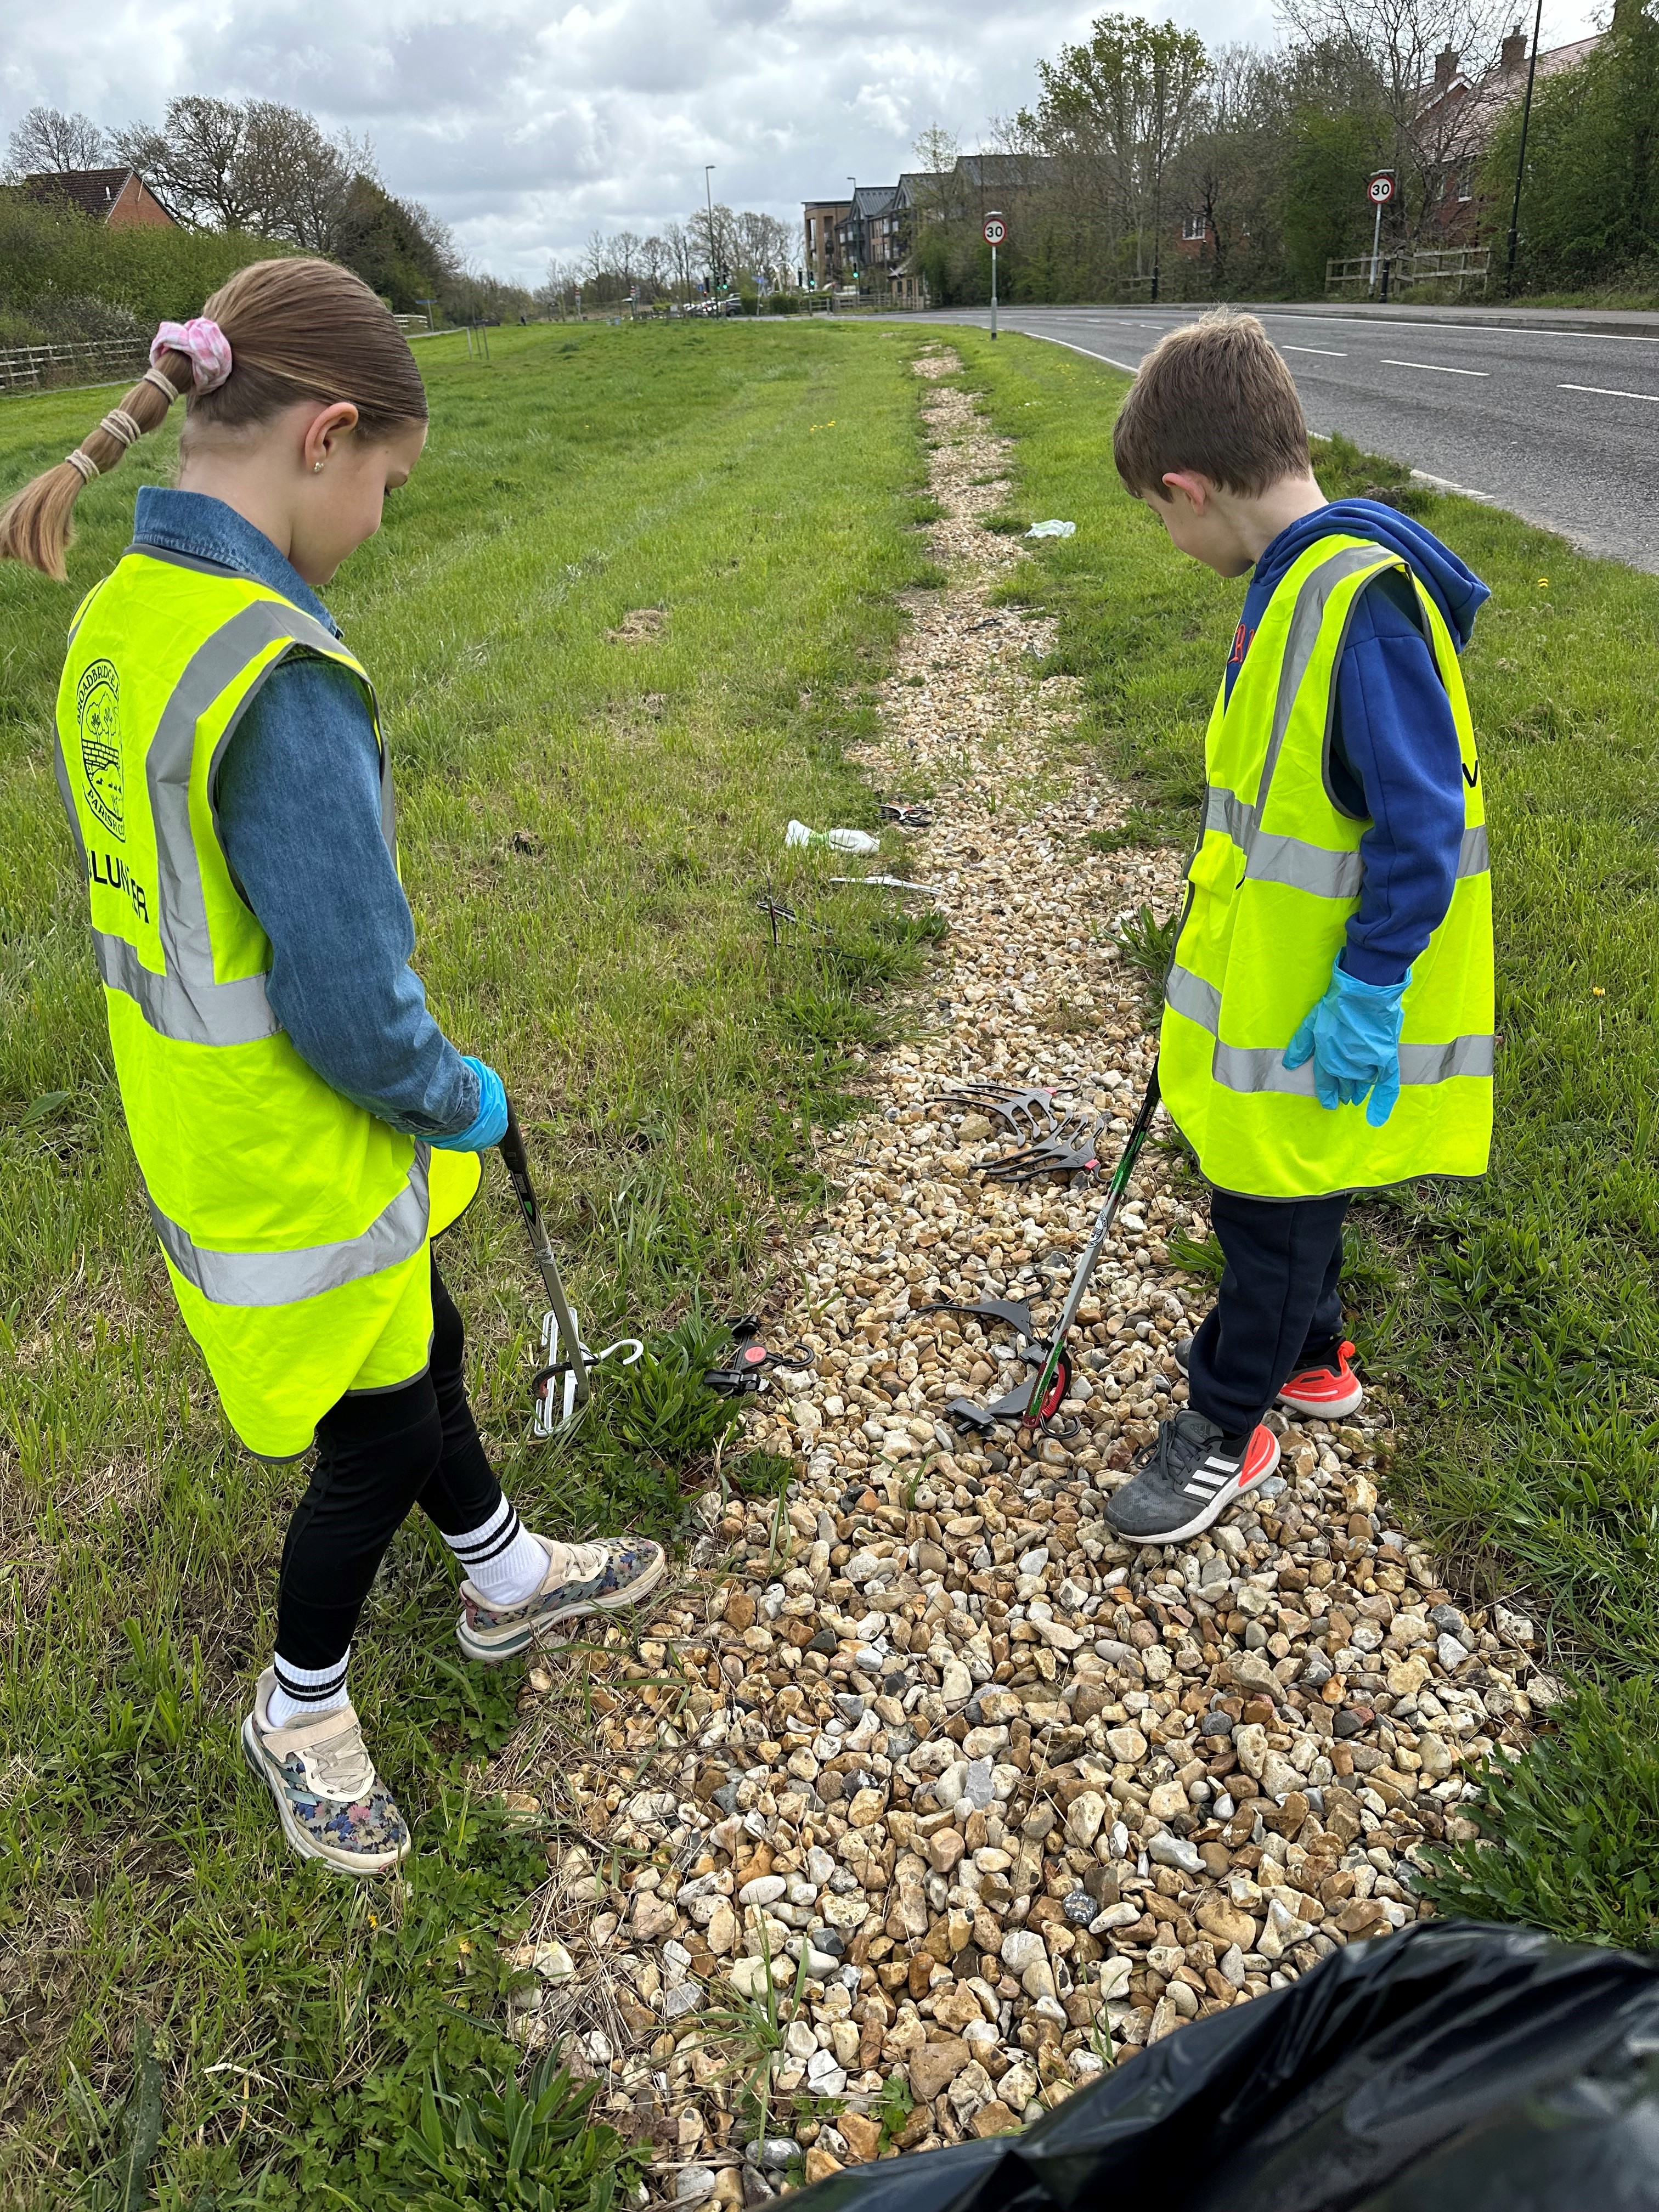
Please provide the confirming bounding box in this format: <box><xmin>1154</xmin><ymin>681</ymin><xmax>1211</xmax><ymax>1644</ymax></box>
<box><xmin>3</xmin><ymin>258</ymin><xmax>662</xmax><ymax>1876</ymax></box>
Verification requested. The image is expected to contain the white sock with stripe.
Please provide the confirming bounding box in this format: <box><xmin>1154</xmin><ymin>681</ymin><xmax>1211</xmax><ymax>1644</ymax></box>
<box><xmin>444</xmin><ymin>1497</ymin><xmax>548</xmax><ymax>1605</ymax></box>
<box><xmin>268</xmin><ymin>1649</ymin><xmax>352</xmax><ymax>1729</ymax></box>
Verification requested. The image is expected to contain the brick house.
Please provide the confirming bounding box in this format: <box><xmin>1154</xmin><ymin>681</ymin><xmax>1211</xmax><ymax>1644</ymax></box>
<box><xmin>1415</xmin><ymin>30</ymin><xmax>1599</xmax><ymax>238</ymax></box>
<box><xmin>802</xmin><ymin>199</ymin><xmax>851</xmax><ymax>289</ymax></box>
<box><xmin>24</xmin><ymin>166</ymin><xmax>177</xmax><ymax>229</ymax></box>
<box><xmin>836</xmin><ymin>185</ymin><xmax>901</xmax><ymax>286</ymax></box>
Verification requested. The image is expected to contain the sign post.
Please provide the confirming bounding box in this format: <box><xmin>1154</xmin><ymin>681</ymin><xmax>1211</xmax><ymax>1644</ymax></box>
<box><xmin>1367</xmin><ymin>173</ymin><xmax>1395</xmax><ymax>295</ymax></box>
<box><xmin>983</xmin><ymin>212</ymin><xmax>1007</xmax><ymax>338</ymax></box>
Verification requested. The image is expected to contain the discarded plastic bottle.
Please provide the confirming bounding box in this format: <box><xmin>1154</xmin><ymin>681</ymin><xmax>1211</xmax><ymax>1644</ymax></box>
<box><xmin>785</xmin><ymin>820</ymin><xmax>879</xmax><ymax>855</ymax></box>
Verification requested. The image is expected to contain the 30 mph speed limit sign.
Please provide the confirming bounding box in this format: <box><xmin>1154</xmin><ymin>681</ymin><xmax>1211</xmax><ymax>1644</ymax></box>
<box><xmin>983</xmin><ymin>215</ymin><xmax>1007</xmax><ymax>245</ymax></box>
<box><xmin>1368</xmin><ymin>173</ymin><xmax>1395</xmax><ymax>204</ymax></box>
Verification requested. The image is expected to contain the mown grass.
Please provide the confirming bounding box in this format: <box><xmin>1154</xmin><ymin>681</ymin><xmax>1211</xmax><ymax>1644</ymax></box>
<box><xmin>946</xmin><ymin>325</ymin><xmax>1659</xmax><ymax>1950</ymax></box>
<box><xmin>0</xmin><ymin>320</ymin><xmax>940</xmax><ymax>2203</ymax></box>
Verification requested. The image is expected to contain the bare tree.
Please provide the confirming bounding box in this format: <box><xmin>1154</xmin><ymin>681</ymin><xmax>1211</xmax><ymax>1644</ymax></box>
<box><xmin>112</xmin><ymin>98</ymin><xmax>256</xmax><ymax>228</ymax></box>
<box><xmin>110</xmin><ymin>96</ymin><xmax>366</xmax><ymax>245</ymax></box>
<box><xmin>1276</xmin><ymin>0</ymin><xmax>1512</xmax><ymax>241</ymax></box>
<box><xmin>662</xmin><ymin>219</ymin><xmax>698</xmax><ymax>299</ymax></box>
<box><xmin>5</xmin><ymin>105</ymin><xmax>108</xmax><ymax>177</ymax></box>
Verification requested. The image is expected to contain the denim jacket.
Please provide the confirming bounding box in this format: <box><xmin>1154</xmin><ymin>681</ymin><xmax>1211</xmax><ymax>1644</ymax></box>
<box><xmin>132</xmin><ymin>488</ymin><xmax>477</xmax><ymax>1136</ymax></box>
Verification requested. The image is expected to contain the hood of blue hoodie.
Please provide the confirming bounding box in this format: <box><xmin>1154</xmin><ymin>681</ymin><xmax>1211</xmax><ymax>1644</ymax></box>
<box><xmin>1249</xmin><ymin>496</ymin><xmax>1489</xmax><ymax>649</ymax></box>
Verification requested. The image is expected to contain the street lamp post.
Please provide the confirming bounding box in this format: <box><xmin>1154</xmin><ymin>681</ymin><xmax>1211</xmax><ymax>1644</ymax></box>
<box><xmin>704</xmin><ymin>164</ymin><xmax>716</xmax><ymax>305</ymax></box>
<box><xmin>847</xmin><ymin>176</ymin><xmax>859</xmax><ymax>289</ymax></box>
<box><xmin>1504</xmin><ymin>0</ymin><xmax>1545</xmax><ymax>296</ymax></box>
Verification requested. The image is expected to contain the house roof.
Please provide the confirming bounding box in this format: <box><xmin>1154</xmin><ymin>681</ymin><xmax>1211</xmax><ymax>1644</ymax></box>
<box><xmin>953</xmin><ymin>153</ymin><xmax>1058</xmax><ymax>189</ymax></box>
<box><xmin>848</xmin><ymin>184</ymin><xmax>897</xmax><ymax>219</ymax></box>
<box><xmin>22</xmin><ymin>165</ymin><xmax>150</xmax><ymax>222</ymax></box>
<box><xmin>1420</xmin><ymin>33</ymin><xmax>1600</xmax><ymax>147</ymax></box>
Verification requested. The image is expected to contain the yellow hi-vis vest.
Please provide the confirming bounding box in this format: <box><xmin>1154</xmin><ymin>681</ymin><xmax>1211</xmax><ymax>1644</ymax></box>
<box><xmin>1160</xmin><ymin>534</ymin><xmax>1494</xmax><ymax>1200</ymax></box>
<box><xmin>54</xmin><ymin>545</ymin><xmax>479</xmax><ymax>1458</ymax></box>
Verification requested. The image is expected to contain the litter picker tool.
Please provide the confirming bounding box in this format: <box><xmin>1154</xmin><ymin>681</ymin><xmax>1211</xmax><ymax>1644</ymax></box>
<box><xmin>498</xmin><ymin>1101</ymin><xmax>641</xmax><ymax>1437</ymax></box>
<box><xmin>1014</xmin><ymin>1060</ymin><xmax>1161</xmax><ymax>1455</ymax></box>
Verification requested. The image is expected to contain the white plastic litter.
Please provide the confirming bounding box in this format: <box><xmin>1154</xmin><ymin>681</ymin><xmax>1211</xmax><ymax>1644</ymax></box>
<box><xmin>1026</xmin><ymin>519</ymin><xmax>1076</xmax><ymax>538</ymax></box>
<box><xmin>829</xmin><ymin>875</ymin><xmax>940</xmax><ymax>894</ymax></box>
<box><xmin>785</xmin><ymin>820</ymin><xmax>879</xmax><ymax>854</ymax></box>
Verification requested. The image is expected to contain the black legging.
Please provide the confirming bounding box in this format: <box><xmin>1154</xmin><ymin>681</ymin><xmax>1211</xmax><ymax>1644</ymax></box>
<box><xmin>275</xmin><ymin>1260</ymin><xmax>502</xmax><ymax>1671</ymax></box>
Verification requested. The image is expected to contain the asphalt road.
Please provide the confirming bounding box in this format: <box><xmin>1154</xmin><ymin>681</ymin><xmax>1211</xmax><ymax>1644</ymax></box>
<box><xmin>893</xmin><ymin>304</ymin><xmax>1659</xmax><ymax>571</ymax></box>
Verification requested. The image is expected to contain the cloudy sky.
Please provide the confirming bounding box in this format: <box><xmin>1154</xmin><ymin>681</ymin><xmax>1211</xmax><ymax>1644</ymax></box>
<box><xmin>3</xmin><ymin>0</ymin><xmax>1601</xmax><ymax>281</ymax></box>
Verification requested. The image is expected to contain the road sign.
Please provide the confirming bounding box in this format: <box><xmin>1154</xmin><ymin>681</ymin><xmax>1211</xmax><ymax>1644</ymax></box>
<box><xmin>983</xmin><ymin>215</ymin><xmax>1007</xmax><ymax>245</ymax></box>
<box><xmin>1368</xmin><ymin>173</ymin><xmax>1395</xmax><ymax>205</ymax></box>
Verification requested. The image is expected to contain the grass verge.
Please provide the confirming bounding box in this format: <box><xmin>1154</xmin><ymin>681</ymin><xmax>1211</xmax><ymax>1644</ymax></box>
<box><xmin>944</xmin><ymin>324</ymin><xmax>1659</xmax><ymax>1951</ymax></box>
<box><xmin>0</xmin><ymin>320</ymin><xmax>939</xmax><ymax>2203</ymax></box>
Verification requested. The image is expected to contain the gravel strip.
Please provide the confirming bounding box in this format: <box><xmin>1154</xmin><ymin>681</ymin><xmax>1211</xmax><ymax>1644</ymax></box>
<box><xmin>503</xmin><ymin>353</ymin><xmax>1555</xmax><ymax>2199</ymax></box>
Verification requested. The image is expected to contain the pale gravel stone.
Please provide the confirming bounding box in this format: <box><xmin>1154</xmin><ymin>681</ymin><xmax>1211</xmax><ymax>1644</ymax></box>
<box><xmin>508</xmin><ymin>348</ymin><xmax>1542</xmax><ymax>2183</ymax></box>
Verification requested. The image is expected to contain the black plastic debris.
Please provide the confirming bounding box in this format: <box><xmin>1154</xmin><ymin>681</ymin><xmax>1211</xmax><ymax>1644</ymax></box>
<box><xmin>787</xmin><ymin>1922</ymin><xmax>1659</xmax><ymax>2212</ymax></box>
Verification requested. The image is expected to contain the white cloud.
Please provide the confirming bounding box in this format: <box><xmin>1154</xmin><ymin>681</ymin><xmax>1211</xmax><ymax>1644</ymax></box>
<box><xmin>1</xmin><ymin>0</ymin><xmax>1602</xmax><ymax>281</ymax></box>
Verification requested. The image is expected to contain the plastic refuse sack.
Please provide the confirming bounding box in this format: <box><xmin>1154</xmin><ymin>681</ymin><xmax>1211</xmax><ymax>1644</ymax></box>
<box><xmin>786</xmin><ymin>820</ymin><xmax>879</xmax><ymax>855</ymax></box>
<box><xmin>789</xmin><ymin>1923</ymin><xmax>1659</xmax><ymax>2212</ymax></box>
<box><xmin>1025</xmin><ymin>520</ymin><xmax>1076</xmax><ymax>539</ymax></box>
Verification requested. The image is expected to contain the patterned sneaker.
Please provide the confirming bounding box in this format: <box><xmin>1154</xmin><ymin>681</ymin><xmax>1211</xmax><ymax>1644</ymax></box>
<box><xmin>1278</xmin><ymin>1339</ymin><xmax>1364</xmax><ymax>1419</ymax></box>
<box><xmin>457</xmin><ymin>1532</ymin><xmax>667</xmax><ymax>1664</ymax></box>
<box><xmin>1174</xmin><ymin>1335</ymin><xmax>1364</xmax><ymax>1420</ymax></box>
<box><xmin>1105</xmin><ymin>1410</ymin><xmax>1281</xmax><ymax>1544</ymax></box>
<box><xmin>240</xmin><ymin>1671</ymin><xmax>410</xmax><ymax>1876</ymax></box>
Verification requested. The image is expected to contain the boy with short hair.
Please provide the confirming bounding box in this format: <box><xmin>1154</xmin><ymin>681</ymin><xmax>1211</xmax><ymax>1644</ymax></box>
<box><xmin>1103</xmin><ymin>312</ymin><xmax>1493</xmax><ymax>1547</ymax></box>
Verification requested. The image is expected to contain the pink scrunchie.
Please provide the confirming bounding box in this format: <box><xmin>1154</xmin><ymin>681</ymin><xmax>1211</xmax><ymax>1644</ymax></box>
<box><xmin>150</xmin><ymin>317</ymin><xmax>233</xmax><ymax>395</ymax></box>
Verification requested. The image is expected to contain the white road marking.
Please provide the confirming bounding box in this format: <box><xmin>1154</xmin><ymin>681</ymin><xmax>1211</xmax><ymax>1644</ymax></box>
<box><xmin>1284</xmin><ymin>345</ymin><xmax>1348</xmax><ymax>357</ymax></box>
<box><xmin>1381</xmin><ymin>358</ymin><xmax>1491</xmax><ymax>377</ymax></box>
<box><xmin>1259</xmin><ymin>311</ymin><xmax>1659</xmax><ymax>346</ymax></box>
<box><xmin>1560</xmin><ymin>382</ymin><xmax>1659</xmax><ymax>402</ymax></box>
<box><xmin>1410</xmin><ymin>467</ymin><xmax>1494</xmax><ymax>501</ymax></box>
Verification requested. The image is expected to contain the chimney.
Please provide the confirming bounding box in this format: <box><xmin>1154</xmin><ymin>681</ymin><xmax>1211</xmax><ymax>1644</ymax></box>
<box><xmin>1501</xmin><ymin>24</ymin><xmax>1527</xmax><ymax>66</ymax></box>
<box><xmin>1434</xmin><ymin>44</ymin><xmax>1459</xmax><ymax>84</ymax></box>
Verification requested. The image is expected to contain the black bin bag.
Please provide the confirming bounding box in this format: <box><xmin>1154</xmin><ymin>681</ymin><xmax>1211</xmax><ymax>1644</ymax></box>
<box><xmin>791</xmin><ymin>1922</ymin><xmax>1659</xmax><ymax>2212</ymax></box>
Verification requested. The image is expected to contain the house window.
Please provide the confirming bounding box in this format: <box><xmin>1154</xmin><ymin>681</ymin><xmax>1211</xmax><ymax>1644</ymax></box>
<box><xmin>1183</xmin><ymin>213</ymin><xmax>1206</xmax><ymax>241</ymax></box>
<box><xmin>1457</xmin><ymin>163</ymin><xmax>1473</xmax><ymax>201</ymax></box>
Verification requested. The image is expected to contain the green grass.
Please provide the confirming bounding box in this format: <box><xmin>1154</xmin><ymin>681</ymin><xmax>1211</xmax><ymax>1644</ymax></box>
<box><xmin>945</xmin><ymin>326</ymin><xmax>1659</xmax><ymax>1950</ymax></box>
<box><xmin>0</xmin><ymin>320</ymin><xmax>941</xmax><ymax>2203</ymax></box>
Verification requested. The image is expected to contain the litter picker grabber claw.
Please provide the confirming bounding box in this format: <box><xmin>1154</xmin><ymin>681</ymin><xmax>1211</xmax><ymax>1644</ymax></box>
<box><xmin>498</xmin><ymin>1102</ymin><xmax>642</xmax><ymax>1436</ymax></box>
<box><xmin>981</xmin><ymin>1107</ymin><xmax>1105</xmax><ymax>1186</ymax></box>
<box><xmin>911</xmin><ymin>1297</ymin><xmax>1057</xmax><ymax>1433</ymax></box>
<box><xmin>704</xmin><ymin>1316</ymin><xmax>814</xmax><ymax>1398</ymax></box>
<box><xmin>930</xmin><ymin>1084</ymin><xmax>1058</xmax><ymax>1143</ymax></box>
<box><xmin>1014</xmin><ymin>1060</ymin><xmax>1161</xmax><ymax>1457</ymax></box>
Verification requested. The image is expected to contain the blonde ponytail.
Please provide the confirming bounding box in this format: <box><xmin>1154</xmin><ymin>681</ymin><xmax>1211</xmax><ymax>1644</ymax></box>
<box><xmin>0</xmin><ymin>356</ymin><xmax>191</xmax><ymax>583</ymax></box>
<box><xmin>0</xmin><ymin>257</ymin><xmax>426</xmax><ymax>584</ymax></box>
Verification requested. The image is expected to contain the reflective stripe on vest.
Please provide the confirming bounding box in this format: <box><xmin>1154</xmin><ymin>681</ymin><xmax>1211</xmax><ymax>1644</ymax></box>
<box><xmin>54</xmin><ymin>589</ymin><xmax>387</xmax><ymax>1047</ymax></box>
<box><xmin>1157</xmin><ymin>534</ymin><xmax>1494</xmax><ymax>1199</ymax></box>
<box><xmin>1204</xmin><ymin>785</ymin><xmax>1491</xmax><ymax>902</ymax></box>
<box><xmin>145</xmin><ymin>1146</ymin><xmax>432</xmax><ymax>1307</ymax></box>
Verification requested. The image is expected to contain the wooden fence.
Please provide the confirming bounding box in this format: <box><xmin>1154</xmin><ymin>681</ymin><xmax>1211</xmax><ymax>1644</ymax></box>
<box><xmin>1326</xmin><ymin>247</ymin><xmax>1492</xmax><ymax>298</ymax></box>
<box><xmin>0</xmin><ymin>337</ymin><xmax>150</xmax><ymax>395</ymax></box>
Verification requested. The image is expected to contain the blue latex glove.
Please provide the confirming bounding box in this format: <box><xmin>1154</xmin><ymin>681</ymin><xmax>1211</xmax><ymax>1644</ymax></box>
<box><xmin>1283</xmin><ymin>962</ymin><xmax>1409</xmax><ymax>1127</ymax></box>
<box><xmin>429</xmin><ymin>1056</ymin><xmax>509</xmax><ymax>1150</ymax></box>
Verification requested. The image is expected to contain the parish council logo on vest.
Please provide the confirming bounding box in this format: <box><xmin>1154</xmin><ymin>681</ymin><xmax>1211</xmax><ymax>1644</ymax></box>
<box><xmin>76</xmin><ymin>659</ymin><xmax>124</xmax><ymax>841</ymax></box>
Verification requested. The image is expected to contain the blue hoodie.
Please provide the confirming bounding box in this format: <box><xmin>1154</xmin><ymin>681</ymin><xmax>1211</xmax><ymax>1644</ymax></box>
<box><xmin>1224</xmin><ymin>498</ymin><xmax>1490</xmax><ymax>986</ymax></box>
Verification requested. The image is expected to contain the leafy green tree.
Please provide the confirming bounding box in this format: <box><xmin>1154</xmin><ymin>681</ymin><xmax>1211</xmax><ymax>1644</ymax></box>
<box><xmin>1035</xmin><ymin>13</ymin><xmax>1211</xmax><ymax>286</ymax></box>
<box><xmin>1281</xmin><ymin>103</ymin><xmax>1383</xmax><ymax>290</ymax></box>
<box><xmin>1484</xmin><ymin>0</ymin><xmax>1659</xmax><ymax>285</ymax></box>
<box><xmin>333</xmin><ymin>174</ymin><xmax>458</xmax><ymax>311</ymax></box>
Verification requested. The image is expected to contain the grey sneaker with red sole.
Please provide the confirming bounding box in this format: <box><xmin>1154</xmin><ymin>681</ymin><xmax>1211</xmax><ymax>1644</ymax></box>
<box><xmin>1104</xmin><ymin>1410</ymin><xmax>1282</xmax><ymax>1545</ymax></box>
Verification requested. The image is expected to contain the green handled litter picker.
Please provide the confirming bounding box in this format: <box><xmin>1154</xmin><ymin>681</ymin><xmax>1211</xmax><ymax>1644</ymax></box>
<box><xmin>1014</xmin><ymin>1060</ymin><xmax>1162</xmax><ymax>1456</ymax></box>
